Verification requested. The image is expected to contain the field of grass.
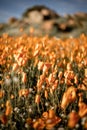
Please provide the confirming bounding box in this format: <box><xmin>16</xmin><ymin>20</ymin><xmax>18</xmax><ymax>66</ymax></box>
<box><xmin>0</xmin><ymin>33</ymin><xmax>87</xmax><ymax>130</ymax></box>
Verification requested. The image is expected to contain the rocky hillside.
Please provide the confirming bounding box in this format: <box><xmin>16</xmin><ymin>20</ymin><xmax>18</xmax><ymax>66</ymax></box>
<box><xmin>0</xmin><ymin>5</ymin><xmax>87</xmax><ymax>38</ymax></box>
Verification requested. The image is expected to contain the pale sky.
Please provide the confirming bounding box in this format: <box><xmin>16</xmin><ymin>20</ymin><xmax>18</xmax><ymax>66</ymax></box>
<box><xmin>0</xmin><ymin>0</ymin><xmax>87</xmax><ymax>23</ymax></box>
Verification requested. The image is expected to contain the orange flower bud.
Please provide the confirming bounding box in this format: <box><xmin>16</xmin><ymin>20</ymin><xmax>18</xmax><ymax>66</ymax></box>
<box><xmin>18</xmin><ymin>57</ymin><xmax>23</xmax><ymax>66</ymax></box>
<box><xmin>50</xmin><ymin>88</ymin><xmax>53</xmax><ymax>95</ymax></box>
<box><xmin>44</xmin><ymin>90</ymin><xmax>48</xmax><ymax>99</ymax></box>
<box><xmin>22</xmin><ymin>72</ymin><xmax>27</xmax><ymax>83</ymax></box>
<box><xmin>85</xmin><ymin>69</ymin><xmax>87</xmax><ymax>77</ymax></box>
<box><xmin>48</xmin><ymin>73</ymin><xmax>55</xmax><ymax>83</ymax></box>
<box><xmin>33</xmin><ymin>50</ymin><xmax>39</xmax><ymax>57</ymax></box>
<box><xmin>48</xmin><ymin>109</ymin><xmax>55</xmax><ymax>119</ymax></box>
<box><xmin>0</xmin><ymin>90</ymin><xmax>4</xmax><ymax>98</ymax></box>
<box><xmin>43</xmin><ymin>65</ymin><xmax>48</xmax><ymax>74</ymax></box>
<box><xmin>5</xmin><ymin>100</ymin><xmax>12</xmax><ymax>116</ymax></box>
<box><xmin>35</xmin><ymin>94</ymin><xmax>40</xmax><ymax>104</ymax></box>
<box><xmin>12</xmin><ymin>63</ymin><xmax>18</xmax><ymax>71</ymax></box>
<box><xmin>58</xmin><ymin>71</ymin><xmax>63</xmax><ymax>79</ymax></box>
<box><xmin>10</xmin><ymin>94</ymin><xmax>15</xmax><ymax>99</ymax></box>
<box><xmin>22</xmin><ymin>59</ymin><xmax>27</xmax><ymax>66</ymax></box>
<box><xmin>67</xmin><ymin>63</ymin><xmax>72</xmax><ymax>70</ymax></box>
<box><xmin>5</xmin><ymin>106</ymin><xmax>12</xmax><ymax>116</ymax></box>
<box><xmin>74</xmin><ymin>75</ymin><xmax>78</xmax><ymax>84</ymax></box>
<box><xmin>52</xmin><ymin>80</ymin><xmax>58</xmax><ymax>90</ymax></box>
<box><xmin>38</xmin><ymin>61</ymin><xmax>44</xmax><ymax>70</ymax></box>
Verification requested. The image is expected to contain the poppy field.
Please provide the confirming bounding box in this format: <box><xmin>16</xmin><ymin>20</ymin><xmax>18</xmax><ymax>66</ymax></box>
<box><xmin>0</xmin><ymin>34</ymin><xmax>87</xmax><ymax>130</ymax></box>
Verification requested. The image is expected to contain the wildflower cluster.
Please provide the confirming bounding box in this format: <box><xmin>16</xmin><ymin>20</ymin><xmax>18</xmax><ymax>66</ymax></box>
<box><xmin>0</xmin><ymin>33</ymin><xmax>87</xmax><ymax>130</ymax></box>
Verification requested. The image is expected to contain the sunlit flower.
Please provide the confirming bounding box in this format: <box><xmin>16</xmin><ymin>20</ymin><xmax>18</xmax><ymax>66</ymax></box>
<box><xmin>52</xmin><ymin>80</ymin><xmax>58</xmax><ymax>90</ymax></box>
<box><xmin>19</xmin><ymin>89</ymin><xmax>29</xmax><ymax>97</ymax></box>
<box><xmin>42</xmin><ymin>111</ymin><xmax>49</xmax><ymax>119</ymax></box>
<box><xmin>48</xmin><ymin>109</ymin><xmax>55</xmax><ymax>119</ymax></box>
<box><xmin>43</xmin><ymin>65</ymin><xmax>48</xmax><ymax>74</ymax></box>
<box><xmin>67</xmin><ymin>63</ymin><xmax>72</xmax><ymax>70</ymax></box>
<box><xmin>74</xmin><ymin>75</ymin><xmax>78</xmax><ymax>84</ymax></box>
<box><xmin>38</xmin><ymin>61</ymin><xmax>44</xmax><ymax>70</ymax></box>
<box><xmin>33</xmin><ymin>118</ymin><xmax>45</xmax><ymax>130</ymax></box>
<box><xmin>0</xmin><ymin>90</ymin><xmax>4</xmax><ymax>98</ymax></box>
<box><xmin>22</xmin><ymin>72</ymin><xmax>27</xmax><ymax>83</ymax></box>
<box><xmin>78</xmin><ymin>102</ymin><xmax>87</xmax><ymax>117</ymax></box>
<box><xmin>85</xmin><ymin>69</ymin><xmax>87</xmax><ymax>77</ymax></box>
<box><xmin>12</xmin><ymin>63</ymin><xmax>18</xmax><ymax>71</ymax></box>
<box><xmin>44</xmin><ymin>90</ymin><xmax>48</xmax><ymax>99</ymax></box>
<box><xmin>48</xmin><ymin>73</ymin><xmax>55</xmax><ymax>83</ymax></box>
<box><xmin>33</xmin><ymin>50</ymin><xmax>39</xmax><ymax>57</ymax></box>
<box><xmin>45</xmin><ymin>109</ymin><xmax>61</xmax><ymax>130</ymax></box>
<box><xmin>0</xmin><ymin>34</ymin><xmax>87</xmax><ymax>129</ymax></box>
<box><xmin>68</xmin><ymin>111</ymin><xmax>79</xmax><ymax>128</ymax></box>
<box><xmin>58</xmin><ymin>71</ymin><xmax>63</xmax><ymax>79</ymax></box>
<box><xmin>5</xmin><ymin>100</ymin><xmax>13</xmax><ymax>116</ymax></box>
<box><xmin>10</xmin><ymin>94</ymin><xmax>15</xmax><ymax>99</ymax></box>
<box><xmin>61</xmin><ymin>86</ymin><xmax>77</xmax><ymax>109</ymax></box>
<box><xmin>35</xmin><ymin>94</ymin><xmax>40</xmax><ymax>104</ymax></box>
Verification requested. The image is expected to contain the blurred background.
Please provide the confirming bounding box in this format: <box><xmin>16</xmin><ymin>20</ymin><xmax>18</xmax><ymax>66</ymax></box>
<box><xmin>0</xmin><ymin>0</ymin><xmax>87</xmax><ymax>23</ymax></box>
<box><xmin>0</xmin><ymin>0</ymin><xmax>87</xmax><ymax>38</ymax></box>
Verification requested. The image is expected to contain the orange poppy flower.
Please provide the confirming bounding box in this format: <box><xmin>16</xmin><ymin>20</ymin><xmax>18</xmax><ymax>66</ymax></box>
<box><xmin>61</xmin><ymin>86</ymin><xmax>77</xmax><ymax>109</ymax></box>
<box><xmin>68</xmin><ymin>111</ymin><xmax>79</xmax><ymax>128</ymax></box>
<box><xmin>19</xmin><ymin>89</ymin><xmax>29</xmax><ymax>97</ymax></box>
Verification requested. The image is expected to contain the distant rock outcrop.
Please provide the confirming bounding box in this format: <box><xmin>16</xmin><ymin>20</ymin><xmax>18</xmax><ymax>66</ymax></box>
<box><xmin>22</xmin><ymin>5</ymin><xmax>59</xmax><ymax>23</ymax></box>
<box><xmin>0</xmin><ymin>5</ymin><xmax>87</xmax><ymax>38</ymax></box>
<box><xmin>74</xmin><ymin>12</ymin><xmax>87</xmax><ymax>20</ymax></box>
<box><xmin>8</xmin><ymin>17</ymin><xmax>18</xmax><ymax>24</ymax></box>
